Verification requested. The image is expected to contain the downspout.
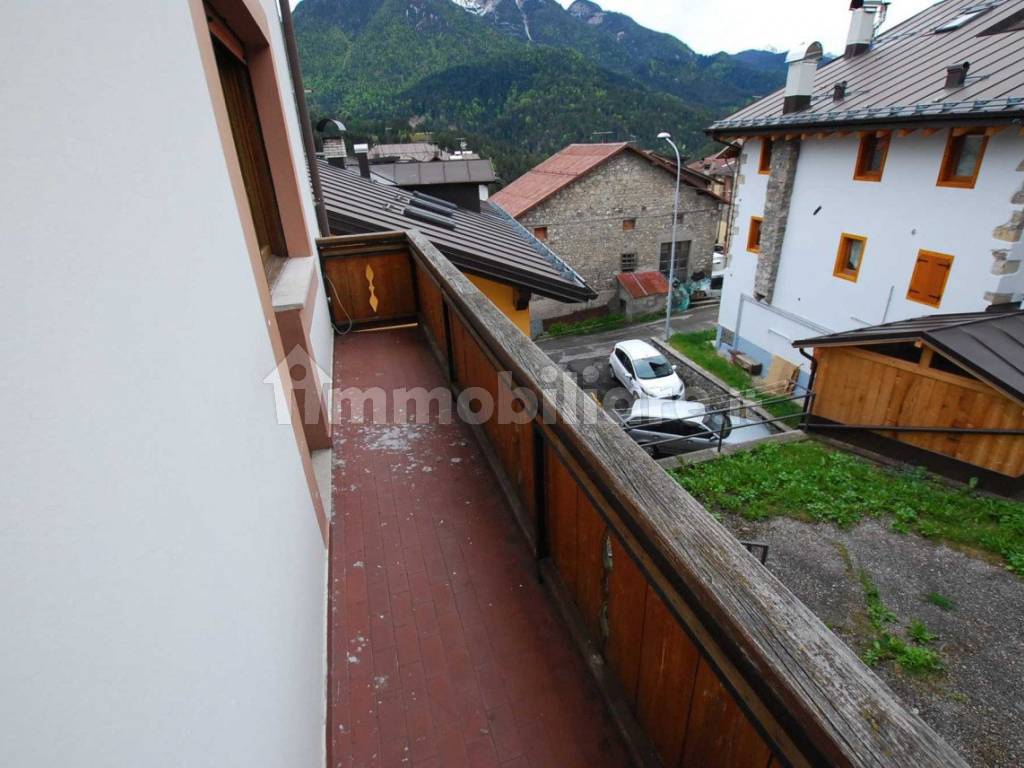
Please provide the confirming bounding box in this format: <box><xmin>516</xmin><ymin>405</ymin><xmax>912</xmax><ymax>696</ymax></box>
<box><xmin>713</xmin><ymin>138</ymin><xmax>742</xmax><ymax>257</ymax></box>
<box><xmin>797</xmin><ymin>346</ymin><xmax>818</xmax><ymax>431</ymax></box>
<box><xmin>278</xmin><ymin>0</ymin><xmax>330</xmax><ymax>238</ymax></box>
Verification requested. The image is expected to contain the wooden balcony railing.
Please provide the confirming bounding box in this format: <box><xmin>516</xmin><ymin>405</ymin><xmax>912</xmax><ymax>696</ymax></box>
<box><xmin>319</xmin><ymin>230</ymin><xmax>967</xmax><ymax>768</ymax></box>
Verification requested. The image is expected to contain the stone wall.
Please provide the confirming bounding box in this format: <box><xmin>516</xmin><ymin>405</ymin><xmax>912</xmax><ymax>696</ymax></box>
<box><xmin>518</xmin><ymin>151</ymin><xmax>721</xmax><ymax>328</ymax></box>
<box><xmin>755</xmin><ymin>139</ymin><xmax>800</xmax><ymax>303</ymax></box>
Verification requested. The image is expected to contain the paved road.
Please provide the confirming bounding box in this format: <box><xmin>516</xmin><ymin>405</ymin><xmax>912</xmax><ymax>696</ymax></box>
<box><xmin>536</xmin><ymin>302</ymin><xmax>720</xmax><ymax>412</ymax></box>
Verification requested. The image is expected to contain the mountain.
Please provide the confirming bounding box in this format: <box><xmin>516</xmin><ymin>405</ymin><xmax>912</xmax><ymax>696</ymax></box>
<box><xmin>294</xmin><ymin>0</ymin><xmax>786</xmax><ymax>181</ymax></box>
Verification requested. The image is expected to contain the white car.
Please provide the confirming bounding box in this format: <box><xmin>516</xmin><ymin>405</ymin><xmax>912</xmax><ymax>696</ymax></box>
<box><xmin>609</xmin><ymin>340</ymin><xmax>685</xmax><ymax>399</ymax></box>
<box><xmin>620</xmin><ymin>398</ymin><xmax>732</xmax><ymax>457</ymax></box>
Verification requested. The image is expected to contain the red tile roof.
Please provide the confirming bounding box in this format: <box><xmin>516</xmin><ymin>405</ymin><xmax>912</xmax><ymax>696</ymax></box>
<box><xmin>617</xmin><ymin>271</ymin><xmax>669</xmax><ymax>300</ymax></box>
<box><xmin>492</xmin><ymin>143</ymin><xmax>718</xmax><ymax>219</ymax></box>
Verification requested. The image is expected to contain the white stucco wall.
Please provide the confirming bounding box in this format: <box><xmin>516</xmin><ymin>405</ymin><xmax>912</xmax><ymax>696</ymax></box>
<box><xmin>718</xmin><ymin>132</ymin><xmax>1024</xmax><ymax>374</ymax></box>
<box><xmin>717</xmin><ymin>138</ymin><xmax>770</xmax><ymax>344</ymax></box>
<box><xmin>0</xmin><ymin>4</ymin><xmax>327</xmax><ymax>766</ymax></box>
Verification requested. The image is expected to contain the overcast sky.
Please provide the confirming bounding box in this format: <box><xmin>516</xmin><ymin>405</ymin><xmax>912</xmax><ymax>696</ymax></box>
<box><xmin>554</xmin><ymin>0</ymin><xmax>939</xmax><ymax>55</ymax></box>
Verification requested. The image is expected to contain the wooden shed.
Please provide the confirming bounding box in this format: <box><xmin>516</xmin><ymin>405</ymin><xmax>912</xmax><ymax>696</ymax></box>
<box><xmin>795</xmin><ymin>310</ymin><xmax>1024</xmax><ymax>491</ymax></box>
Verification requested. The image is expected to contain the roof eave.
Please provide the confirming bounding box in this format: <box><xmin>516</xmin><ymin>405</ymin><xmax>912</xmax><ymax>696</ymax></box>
<box><xmin>708</xmin><ymin>111</ymin><xmax>1024</xmax><ymax>140</ymax></box>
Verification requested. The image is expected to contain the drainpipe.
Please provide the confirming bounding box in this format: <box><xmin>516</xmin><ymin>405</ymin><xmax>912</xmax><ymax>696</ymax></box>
<box><xmin>713</xmin><ymin>139</ymin><xmax>742</xmax><ymax>258</ymax></box>
<box><xmin>278</xmin><ymin>0</ymin><xmax>330</xmax><ymax>238</ymax></box>
<box><xmin>797</xmin><ymin>346</ymin><xmax>818</xmax><ymax>431</ymax></box>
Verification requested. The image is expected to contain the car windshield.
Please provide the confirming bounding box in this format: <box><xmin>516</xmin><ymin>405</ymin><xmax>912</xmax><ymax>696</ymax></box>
<box><xmin>633</xmin><ymin>355</ymin><xmax>673</xmax><ymax>380</ymax></box>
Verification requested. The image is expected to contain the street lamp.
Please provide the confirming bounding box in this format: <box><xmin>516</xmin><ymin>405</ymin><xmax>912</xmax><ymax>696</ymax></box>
<box><xmin>658</xmin><ymin>131</ymin><xmax>683</xmax><ymax>341</ymax></box>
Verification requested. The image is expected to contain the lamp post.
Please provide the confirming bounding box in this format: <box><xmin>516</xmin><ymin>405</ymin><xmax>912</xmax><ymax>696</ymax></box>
<box><xmin>658</xmin><ymin>131</ymin><xmax>683</xmax><ymax>341</ymax></box>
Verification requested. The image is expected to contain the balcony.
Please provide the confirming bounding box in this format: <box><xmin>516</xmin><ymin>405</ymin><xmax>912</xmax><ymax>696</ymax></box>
<box><xmin>322</xmin><ymin>231</ymin><xmax>965</xmax><ymax>767</ymax></box>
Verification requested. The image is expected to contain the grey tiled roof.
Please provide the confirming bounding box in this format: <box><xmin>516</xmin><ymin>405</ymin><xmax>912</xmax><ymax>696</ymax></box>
<box><xmin>709</xmin><ymin>0</ymin><xmax>1024</xmax><ymax>134</ymax></box>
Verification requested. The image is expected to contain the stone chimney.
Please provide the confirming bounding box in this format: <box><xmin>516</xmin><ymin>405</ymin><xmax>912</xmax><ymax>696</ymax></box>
<box><xmin>317</xmin><ymin>118</ymin><xmax>348</xmax><ymax>168</ymax></box>
<box><xmin>783</xmin><ymin>42</ymin><xmax>823</xmax><ymax>114</ymax></box>
<box><xmin>846</xmin><ymin>1</ymin><xmax>888</xmax><ymax>58</ymax></box>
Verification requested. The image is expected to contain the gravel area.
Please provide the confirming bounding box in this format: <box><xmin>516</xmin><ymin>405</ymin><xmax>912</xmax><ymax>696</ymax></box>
<box><xmin>722</xmin><ymin>514</ymin><xmax>1024</xmax><ymax>768</ymax></box>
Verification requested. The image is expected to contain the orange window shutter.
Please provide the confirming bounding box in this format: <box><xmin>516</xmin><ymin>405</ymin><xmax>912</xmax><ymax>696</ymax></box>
<box><xmin>908</xmin><ymin>251</ymin><xmax>953</xmax><ymax>306</ymax></box>
<box><xmin>907</xmin><ymin>253</ymin><xmax>933</xmax><ymax>301</ymax></box>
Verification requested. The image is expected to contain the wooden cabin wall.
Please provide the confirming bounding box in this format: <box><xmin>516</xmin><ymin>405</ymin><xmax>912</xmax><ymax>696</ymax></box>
<box><xmin>811</xmin><ymin>347</ymin><xmax>1024</xmax><ymax>478</ymax></box>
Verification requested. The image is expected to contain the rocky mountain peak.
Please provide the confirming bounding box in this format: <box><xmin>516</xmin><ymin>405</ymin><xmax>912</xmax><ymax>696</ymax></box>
<box><xmin>567</xmin><ymin>0</ymin><xmax>604</xmax><ymax>23</ymax></box>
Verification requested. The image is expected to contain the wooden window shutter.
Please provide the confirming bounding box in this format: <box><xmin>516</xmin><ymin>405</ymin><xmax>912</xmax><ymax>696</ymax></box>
<box><xmin>907</xmin><ymin>250</ymin><xmax>954</xmax><ymax>307</ymax></box>
<box><xmin>212</xmin><ymin>36</ymin><xmax>289</xmax><ymax>272</ymax></box>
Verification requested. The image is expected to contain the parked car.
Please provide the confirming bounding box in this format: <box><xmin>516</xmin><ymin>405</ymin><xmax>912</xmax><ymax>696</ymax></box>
<box><xmin>609</xmin><ymin>340</ymin><xmax>685</xmax><ymax>399</ymax></box>
<box><xmin>619</xmin><ymin>399</ymin><xmax>733</xmax><ymax>457</ymax></box>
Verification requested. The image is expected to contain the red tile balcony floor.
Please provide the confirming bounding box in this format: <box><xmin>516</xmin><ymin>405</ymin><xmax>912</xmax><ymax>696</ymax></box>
<box><xmin>328</xmin><ymin>327</ymin><xmax>629</xmax><ymax>768</ymax></box>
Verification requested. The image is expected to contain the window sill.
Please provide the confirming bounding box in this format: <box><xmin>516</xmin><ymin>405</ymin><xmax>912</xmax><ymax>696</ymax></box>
<box><xmin>936</xmin><ymin>179</ymin><xmax>978</xmax><ymax>190</ymax></box>
<box><xmin>833</xmin><ymin>271</ymin><xmax>860</xmax><ymax>283</ymax></box>
<box><xmin>270</xmin><ymin>255</ymin><xmax>316</xmax><ymax>312</ymax></box>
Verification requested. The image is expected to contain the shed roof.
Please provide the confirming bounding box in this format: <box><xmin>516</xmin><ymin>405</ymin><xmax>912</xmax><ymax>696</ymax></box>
<box><xmin>709</xmin><ymin>0</ymin><xmax>1024</xmax><ymax>136</ymax></box>
<box><xmin>491</xmin><ymin>143</ymin><xmax>718</xmax><ymax>219</ymax></box>
<box><xmin>318</xmin><ymin>161</ymin><xmax>594</xmax><ymax>303</ymax></box>
<box><xmin>794</xmin><ymin>310</ymin><xmax>1024</xmax><ymax>404</ymax></box>
<box><xmin>371</xmin><ymin>159</ymin><xmax>496</xmax><ymax>186</ymax></box>
<box><xmin>617</xmin><ymin>271</ymin><xmax>669</xmax><ymax>299</ymax></box>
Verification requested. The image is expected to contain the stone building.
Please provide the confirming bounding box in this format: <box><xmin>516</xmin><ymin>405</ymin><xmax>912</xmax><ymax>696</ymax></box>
<box><xmin>491</xmin><ymin>143</ymin><xmax>723</xmax><ymax>332</ymax></box>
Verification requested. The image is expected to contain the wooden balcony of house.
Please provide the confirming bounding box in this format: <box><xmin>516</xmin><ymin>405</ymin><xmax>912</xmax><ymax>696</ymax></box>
<box><xmin>320</xmin><ymin>230</ymin><xmax>966</xmax><ymax>767</ymax></box>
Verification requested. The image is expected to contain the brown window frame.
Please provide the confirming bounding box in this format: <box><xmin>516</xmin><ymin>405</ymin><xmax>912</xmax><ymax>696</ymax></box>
<box><xmin>936</xmin><ymin>128</ymin><xmax>989</xmax><ymax>189</ymax></box>
<box><xmin>833</xmin><ymin>233</ymin><xmax>867</xmax><ymax>282</ymax></box>
<box><xmin>853</xmin><ymin>132</ymin><xmax>891</xmax><ymax>182</ymax></box>
<box><xmin>758</xmin><ymin>139</ymin><xmax>773</xmax><ymax>175</ymax></box>
<box><xmin>623</xmin><ymin>218</ymin><xmax>637</xmax><ymax>232</ymax></box>
<box><xmin>212</xmin><ymin>36</ymin><xmax>289</xmax><ymax>276</ymax></box>
<box><xmin>747</xmin><ymin>216</ymin><xmax>763</xmax><ymax>253</ymax></box>
<box><xmin>533</xmin><ymin>226</ymin><xmax>548</xmax><ymax>242</ymax></box>
<box><xmin>907</xmin><ymin>249</ymin><xmax>955</xmax><ymax>308</ymax></box>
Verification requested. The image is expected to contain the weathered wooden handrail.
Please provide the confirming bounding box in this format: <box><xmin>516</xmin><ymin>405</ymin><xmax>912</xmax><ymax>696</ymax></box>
<box><xmin>319</xmin><ymin>231</ymin><xmax>967</xmax><ymax>768</ymax></box>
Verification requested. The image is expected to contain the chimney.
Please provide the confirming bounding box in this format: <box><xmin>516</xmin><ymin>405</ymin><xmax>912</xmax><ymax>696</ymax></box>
<box><xmin>317</xmin><ymin>118</ymin><xmax>348</xmax><ymax>168</ymax></box>
<box><xmin>783</xmin><ymin>42</ymin><xmax>823</xmax><ymax>114</ymax></box>
<box><xmin>946</xmin><ymin>62</ymin><xmax>970</xmax><ymax>88</ymax></box>
<box><xmin>846</xmin><ymin>1</ymin><xmax>886</xmax><ymax>58</ymax></box>
<box><xmin>354</xmin><ymin>142</ymin><xmax>371</xmax><ymax>179</ymax></box>
<box><xmin>833</xmin><ymin>81</ymin><xmax>848</xmax><ymax>101</ymax></box>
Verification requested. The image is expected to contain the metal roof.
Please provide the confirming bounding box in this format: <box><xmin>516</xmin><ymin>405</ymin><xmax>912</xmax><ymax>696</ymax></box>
<box><xmin>709</xmin><ymin>0</ymin><xmax>1024</xmax><ymax>135</ymax></box>
<box><xmin>617</xmin><ymin>271</ymin><xmax>669</xmax><ymax>299</ymax></box>
<box><xmin>794</xmin><ymin>310</ymin><xmax>1024</xmax><ymax>404</ymax></box>
<box><xmin>318</xmin><ymin>161</ymin><xmax>595</xmax><ymax>303</ymax></box>
<box><xmin>491</xmin><ymin>143</ymin><xmax>718</xmax><ymax>219</ymax></box>
<box><xmin>370</xmin><ymin>159</ymin><xmax>497</xmax><ymax>187</ymax></box>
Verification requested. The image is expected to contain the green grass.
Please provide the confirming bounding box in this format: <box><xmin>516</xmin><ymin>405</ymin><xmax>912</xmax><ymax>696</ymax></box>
<box><xmin>671</xmin><ymin>441</ymin><xmax>1024</xmax><ymax>576</ymax></box>
<box><xmin>668</xmin><ymin>330</ymin><xmax>805</xmax><ymax>422</ymax></box>
<box><xmin>859</xmin><ymin>570</ymin><xmax>944</xmax><ymax>676</ymax></box>
<box><xmin>926</xmin><ymin>592</ymin><xmax>956</xmax><ymax>611</ymax></box>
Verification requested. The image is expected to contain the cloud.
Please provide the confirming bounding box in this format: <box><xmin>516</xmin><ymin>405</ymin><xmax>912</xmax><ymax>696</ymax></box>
<box><xmin>555</xmin><ymin>0</ymin><xmax>939</xmax><ymax>55</ymax></box>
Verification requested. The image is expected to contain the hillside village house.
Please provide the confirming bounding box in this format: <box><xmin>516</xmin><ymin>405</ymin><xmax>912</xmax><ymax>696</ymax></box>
<box><xmin>710</xmin><ymin>0</ymin><xmax>1024</xmax><ymax>389</ymax></box>
<box><xmin>492</xmin><ymin>142</ymin><xmax>723</xmax><ymax>332</ymax></box>
<box><xmin>317</xmin><ymin>157</ymin><xmax>593</xmax><ymax>335</ymax></box>
<box><xmin>2</xmin><ymin>3</ymin><xmax>972</xmax><ymax>768</ymax></box>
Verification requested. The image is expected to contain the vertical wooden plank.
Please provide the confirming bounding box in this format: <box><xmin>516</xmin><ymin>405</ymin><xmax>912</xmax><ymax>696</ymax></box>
<box><xmin>605</xmin><ymin>536</ymin><xmax>648</xmax><ymax>705</ymax></box>
<box><xmin>545</xmin><ymin>446</ymin><xmax>578</xmax><ymax>595</ymax></box>
<box><xmin>635</xmin><ymin>588</ymin><xmax>701</xmax><ymax>767</ymax></box>
<box><xmin>574</xmin><ymin>491</ymin><xmax>607</xmax><ymax>640</ymax></box>
<box><xmin>517</xmin><ymin>419</ymin><xmax>536</xmax><ymax>526</ymax></box>
<box><xmin>681</xmin><ymin>658</ymin><xmax>775</xmax><ymax>768</ymax></box>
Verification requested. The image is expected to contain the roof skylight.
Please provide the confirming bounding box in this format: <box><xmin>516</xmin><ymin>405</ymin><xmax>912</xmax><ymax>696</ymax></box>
<box><xmin>934</xmin><ymin>3</ymin><xmax>996</xmax><ymax>32</ymax></box>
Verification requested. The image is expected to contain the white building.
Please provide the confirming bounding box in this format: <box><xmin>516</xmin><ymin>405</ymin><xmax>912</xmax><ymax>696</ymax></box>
<box><xmin>1</xmin><ymin>2</ymin><xmax>336</xmax><ymax>765</ymax></box>
<box><xmin>709</xmin><ymin>0</ymin><xmax>1024</xmax><ymax>388</ymax></box>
